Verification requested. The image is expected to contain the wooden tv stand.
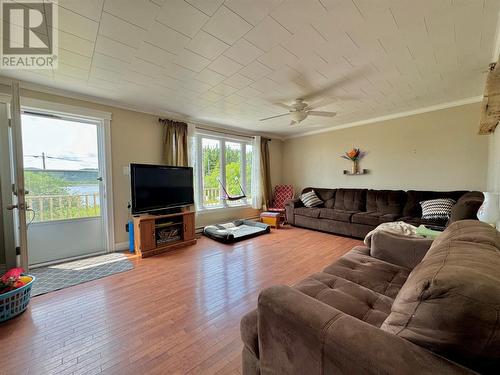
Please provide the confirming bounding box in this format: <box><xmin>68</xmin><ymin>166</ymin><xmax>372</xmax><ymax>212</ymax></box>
<box><xmin>133</xmin><ymin>211</ymin><xmax>196</xmax><ymax>258</ymax></box>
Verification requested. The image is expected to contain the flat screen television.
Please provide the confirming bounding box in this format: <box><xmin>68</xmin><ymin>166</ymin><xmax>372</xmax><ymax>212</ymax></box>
<box><xmin>130</xmin><ymin>163</ymin><xmax>194</xmax><ymax>214</ymax></box>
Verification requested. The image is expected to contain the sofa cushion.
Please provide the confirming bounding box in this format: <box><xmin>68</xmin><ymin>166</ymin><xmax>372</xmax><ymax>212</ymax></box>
<box><xmin>300</xmin><ymin>190</ymin><xmax>323</xmax><ymax>207</ymax></box>
<box><xmin>381</xmin><ymin>220</ymin><xmax>500</xmax><ymax>373</ymax></box>
<box><xmin>319</xmin><ymin>208</ymin><xmax>358</xmax><ymax>222</ymax></box>
<box><xmin>294</xmin><ymin>207</ymin><xmax>321</xmax><ymax>218</ymax></box>
<box><xmin>402</xmin><ymin>190</ymin><xmax>467</xmax><ymax>218</ymax></box>
<box><xmin>448</xmin><ymin>192</ymin><xmax>483</xmax><ymax>225</ymax></box>
<box><xmin>294</xmin><ymin>272</ymin><xmax>393</xmax><ymax>327</ymax></box>
<box><xmin>420</xmin><ymin>198</ymin><xmax>455</xmax><ymax>220</ymax></box>
<box><xmin>351</xmin><ymin>212</ymin><xmax>399</xmax><ymax>226</ymax></box>
<box><xmin>323</xmin><ymin>246</ymin><xmax>410</xmax><ymax>299</ymax></box>
<box><xmin>241</xmin><ymin>309</ymin><xmax>259</xmax><ymax>358</ymax></box>
<box><xmin>334</xmin><ymin>188</ymin><xmax>367</xmax><ymax>211</ymax></box>
<box><xmin>302</xmin><ymin>187</ymin><xmax>335</xmax><ymax>205</ymax></box>
<box><xmin>366</xmin><ymin>190</ymin><xmax>406</xmax><ymax>215</ymax></box>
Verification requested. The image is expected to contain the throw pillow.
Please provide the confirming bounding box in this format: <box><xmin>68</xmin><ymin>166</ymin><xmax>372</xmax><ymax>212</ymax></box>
<box><xmin>301</xmin><ymin>190</ymin><xmax>323</xmax><ymax>208</ymax></box>
<box><xmin>420</xmin><ymin>198</ymin><xmax>456</xmax><ymax>220</ymax></box>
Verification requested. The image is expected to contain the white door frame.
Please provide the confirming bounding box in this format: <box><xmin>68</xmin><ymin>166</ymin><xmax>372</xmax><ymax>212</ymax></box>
<box><xmin>0</xmin><ymin>92</ymin><xmax>115</xmax><ymax>256</ymax></box>
<box><xmin>0</xmin><ymin>102</ymin><xmax>16</xmax><ymax>268</ymax></box>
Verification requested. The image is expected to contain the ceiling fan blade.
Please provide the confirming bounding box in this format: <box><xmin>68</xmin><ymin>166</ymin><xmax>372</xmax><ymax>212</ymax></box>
<box><xmin>259</xmin><ymin>113</ymin><xmax>289</xmax><ymax>121</ymax></box>
<box><xmin>302</xmin><ymin>68</ymin><xmax>366</xmax><ymax>102</ymax></box>
<box><xmin>307</xmin><ymin>111</ymin><xmax>337</xmax><ymax>117</ymax></box>
<box><xmin>272</xmin><ymin>102</ymin><xmax>293</xmax><ymax>110</ymax></box>
<box><xmin>290</xmin><ymin>71</ymin><xmax>315</xmax><ymax>93</ymax></box>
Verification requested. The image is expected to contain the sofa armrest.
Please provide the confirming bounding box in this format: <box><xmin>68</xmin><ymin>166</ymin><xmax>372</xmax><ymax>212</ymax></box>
<box><xmin>258</xmin><ymin>285</ymin><xmax>472</xmax><ymax>375</ymax></box>
<box><xmin>285</xmin><ymin>198</ymin><xmax>302</xmax><ymax>225</ymax></box>
<box><xmin>370</xmin><ymin>231</ymin><xmax>434</xmax><ymax>269</ymax></box>
<box><xmin>285</xmin><ymin>198</ymin><xmax>302</xmax><ymax>208</ymax></box>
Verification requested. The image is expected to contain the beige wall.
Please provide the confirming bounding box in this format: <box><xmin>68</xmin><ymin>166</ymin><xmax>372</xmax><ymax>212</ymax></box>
<box><xmin>0</xmin><ymin>86</ymin><xmax>283</xmax><ymax>246</ymax></box>
<box><xmin>283</xmin><ymin>103</ymin><xmax>488</xmax><ymax>193</ymax></box>
<box><xmin>487</xmin><ymin>126</ymin><xmax>500</xmax><ymax>192</ymax></box>
<box><xmin>487</xmin><ymin>127</ymin><xmax>500</xmax><ymax>227</ymax></box>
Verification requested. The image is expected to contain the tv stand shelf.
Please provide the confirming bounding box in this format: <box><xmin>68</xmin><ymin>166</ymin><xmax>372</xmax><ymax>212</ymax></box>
<box><xmin>133</xmin><ymin>211</ymin><xmax>196</xmax><ymax>258</ymax></box>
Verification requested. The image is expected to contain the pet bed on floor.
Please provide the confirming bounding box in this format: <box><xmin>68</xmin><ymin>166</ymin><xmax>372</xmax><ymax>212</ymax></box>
<box><xmin>203</xmin><ymin>220</ymin><xmax>270</xmax><ymax>243</ymax></box>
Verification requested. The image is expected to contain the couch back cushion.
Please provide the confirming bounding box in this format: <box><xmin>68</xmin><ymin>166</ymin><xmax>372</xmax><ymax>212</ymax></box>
<box><xmin>366</xmin><ymin>190</ymin><xmax>406</xmax><ymax>215</ymax></box>
<box><xmin>302</xmin><ymin>187</ymin><xmax>336</xmax><ymax>208</ymax></box>
<box><xmin>448</xmin><ymin>191</ymin><xmax>483</xmax><ymax>225</ymax></box>
<box><xmin>381</xmin><ymin>220</ymin><xmax>500</xmax><ymax>372</ymax></box>
<box><xmin>333</xmin><ymin>189</ymin><xmax>366</xmax><ymax>211</ymax></box>
<box><xmin>402</xmin><ymin>190</ymin><xmax>468</xmax><ymax>218</ymax></box>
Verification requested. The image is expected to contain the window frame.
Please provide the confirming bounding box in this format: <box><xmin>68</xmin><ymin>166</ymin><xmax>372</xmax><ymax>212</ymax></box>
<box><xmin>196</xmin><ymin>132</ymin><xmax>253</xmax><ymax>211</ymax></box>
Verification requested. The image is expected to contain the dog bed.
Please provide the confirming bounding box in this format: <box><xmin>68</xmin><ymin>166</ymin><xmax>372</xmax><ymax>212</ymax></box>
<box><xmin>203</xmin><ymin>220</ymin><xmax>270</xmax><ymax>243</ymax></box>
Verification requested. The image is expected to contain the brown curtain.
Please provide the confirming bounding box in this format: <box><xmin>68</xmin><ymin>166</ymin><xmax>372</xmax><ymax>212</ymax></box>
<box><xmin>260</xmin><ymin>138</ymin><xmax>272</xmax><ymax>210</ymax></box>
<box><xmin>159</xmin><ymin>118</ymin><xmax>188</xmax><ymax>166</ymax></box>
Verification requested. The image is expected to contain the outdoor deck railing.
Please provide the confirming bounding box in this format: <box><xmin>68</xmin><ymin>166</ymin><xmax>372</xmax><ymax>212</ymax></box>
<box><xmin>26</xmin><ymin>188</ymin><xmax>247</xmax><ymax>222</ymax></box>
<box><xmin>203</xmin><ymin>187</ymin><xmax>220</xmax><ymax>206</ymax></box>
<box><xmin>26</xmin><ymin>193</ymin><xmax>100</xmax><ymax>222</ymax></box>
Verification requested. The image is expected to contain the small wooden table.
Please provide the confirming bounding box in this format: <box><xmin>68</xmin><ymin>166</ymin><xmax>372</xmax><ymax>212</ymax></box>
<box><xmin>260</xmin><ymin>211</ymin><xmax>281</xmax><ymax>228</ymax></box>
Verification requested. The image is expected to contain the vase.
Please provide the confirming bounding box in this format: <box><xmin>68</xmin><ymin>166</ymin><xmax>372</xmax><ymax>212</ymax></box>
<box><xmin>351</xmin><ymin>160</ymin><xmax>358</xmax><ymax>174</ymax></box>
<box><xmin>477</xmin><ymin>192</ymin><xmax>500</xmax><ymax>226</ymax></box>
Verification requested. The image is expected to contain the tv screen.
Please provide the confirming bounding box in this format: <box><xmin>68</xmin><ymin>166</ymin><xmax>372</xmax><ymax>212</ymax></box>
<box><xmin>130</xmin><ymin>164</ymin><xmax>194</xmax><ymax>214</ymax></box>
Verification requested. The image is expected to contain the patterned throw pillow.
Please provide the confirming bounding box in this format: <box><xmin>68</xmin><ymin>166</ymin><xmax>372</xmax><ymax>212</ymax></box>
<box><xmin>300</xmin><ymin>190</ymin><xmax>323</xmax><ymax>208</ymax></box>
<box><xmin>420</xmin><ymin>198</ymin><xmax>456</xmax><ymax>220</ymax></box>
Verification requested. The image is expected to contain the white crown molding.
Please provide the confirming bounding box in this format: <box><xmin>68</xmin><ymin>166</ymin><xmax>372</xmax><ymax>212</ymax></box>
<box><xmin>0</xmin><ymin>76</ymin><xmax>284</xmax><ymax>140</ymax></box>
<box><xmin>284</xmin><ymin>96</ymin><xmax>484</xmax><ymax>140</ymax></box>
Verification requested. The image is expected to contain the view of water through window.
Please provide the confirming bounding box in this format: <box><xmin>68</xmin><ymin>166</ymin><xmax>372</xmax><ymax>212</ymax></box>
<box><xmin>21</xmin><ymin>114</ymin><xmax>101</xmax><ymax>222</ymax></box>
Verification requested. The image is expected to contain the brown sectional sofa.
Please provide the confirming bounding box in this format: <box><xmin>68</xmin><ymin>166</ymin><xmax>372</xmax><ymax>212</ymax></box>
<box><xmin>241</xmin><ymin>220</ymin><xmax>500</xmax><ymax>374</ymax></box>
<box><xmin>286</xmin><ymin>187</ymin><xmax>483</xmax><ymax>238</ymax></box>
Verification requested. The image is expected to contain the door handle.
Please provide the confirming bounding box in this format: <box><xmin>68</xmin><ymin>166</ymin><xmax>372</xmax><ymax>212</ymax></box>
<box><xmin>6</xmin><ymin>203</ymin><xmax>27</xmax><ymax>211</ymax></box>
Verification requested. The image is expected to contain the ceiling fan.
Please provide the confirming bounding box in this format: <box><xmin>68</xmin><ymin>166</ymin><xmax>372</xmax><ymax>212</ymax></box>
<box><xmin>259</xmin><ymin>98</ymin><xmax>336</xmax><ymax>125</ymax></box>
<box><xmin>259</xmin><ymin>69</ymin><xmax>364</xmax><ymax>125</ymax></box>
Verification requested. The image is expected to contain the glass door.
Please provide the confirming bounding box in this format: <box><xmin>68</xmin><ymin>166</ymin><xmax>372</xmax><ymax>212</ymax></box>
<box><xmin>21</xmin><ymin>111</ymin><xmax>106</xmax><ymax>265</ymax></box>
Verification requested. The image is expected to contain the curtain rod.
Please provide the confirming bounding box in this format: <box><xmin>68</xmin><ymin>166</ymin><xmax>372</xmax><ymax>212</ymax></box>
<box><xmin>158</xmin><ymin>118</ymin><xmax>271</xmax><ymax>141</ymax></box>
<box><xmin>195</xmin><ymin>126</ymin><xmax>271</xmax><ymax>141</ymax></box>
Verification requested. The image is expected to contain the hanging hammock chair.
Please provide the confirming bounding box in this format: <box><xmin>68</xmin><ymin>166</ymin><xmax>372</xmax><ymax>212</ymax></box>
<box><xmin>217</xmin><ymin>178</ymin><xmax>247</xmax><ymax>201</ymax></box>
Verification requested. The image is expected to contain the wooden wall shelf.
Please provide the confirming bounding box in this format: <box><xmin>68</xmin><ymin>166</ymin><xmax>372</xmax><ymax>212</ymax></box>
<box><xmin>133</xmin><ymin>211</ymin><xmax>196</xmax><ymax>258</ymax></box>
<box><xmin>343</xmin><ymin>169</ymin><xmax>369</xmax><ymax>175</ymax></box>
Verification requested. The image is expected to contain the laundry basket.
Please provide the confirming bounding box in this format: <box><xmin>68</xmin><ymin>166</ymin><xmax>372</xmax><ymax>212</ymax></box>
<box><xmin>0</xmin><ymin>276</ymin><xmax>35</xmax><ymax>323</ymax></box>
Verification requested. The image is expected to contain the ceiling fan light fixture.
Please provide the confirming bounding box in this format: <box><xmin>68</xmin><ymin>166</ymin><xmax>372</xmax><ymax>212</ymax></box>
<box><xmin>290</xmin><ymin>111</ymin><xmax>307</xmax><ymax>123</ymax></box>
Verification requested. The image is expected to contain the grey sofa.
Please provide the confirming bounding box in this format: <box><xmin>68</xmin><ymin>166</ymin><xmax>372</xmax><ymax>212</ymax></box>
<box><xmin>241</xmin><ymin>220</ymin><xmax>500</xmax><ymax>374</ymax></box>
<box><xmin>286</xmin><ymin>187</ymin><xmax>483</xmax><ymax>238</ymax></box>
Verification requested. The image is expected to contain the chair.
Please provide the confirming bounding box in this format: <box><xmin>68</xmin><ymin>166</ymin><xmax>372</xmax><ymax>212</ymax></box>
<box><xmin>268</xmin><ymin>185</ymin><xmax>294</xmax><ymax>224</ymax></box>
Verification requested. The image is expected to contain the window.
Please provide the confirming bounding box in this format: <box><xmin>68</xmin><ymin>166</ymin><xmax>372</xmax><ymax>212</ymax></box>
<box><xmin>197</xmin><ymin>133</ymin><xmax>253</xmax><ymax>210</ymax></box>
<box><xmin>22</xmin><ymin>113</ymin><xmax>102</xmax><ymax>222</ymax></box>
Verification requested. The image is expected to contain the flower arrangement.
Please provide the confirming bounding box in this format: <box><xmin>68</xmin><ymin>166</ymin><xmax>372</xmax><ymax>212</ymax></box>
<box><xmin>341</xmin><ymin>148</ymin><xmax>366</xmax><ymax>174</ymax></box>
<box><xmin>0</xmin><ymin>267</ymin><xmax>32</xmax><ymax>294</ymax></box>
<box><xmin>340</xmin><ymin>148</ymin><xmax>366</xmax><ymax>162</ymax></box>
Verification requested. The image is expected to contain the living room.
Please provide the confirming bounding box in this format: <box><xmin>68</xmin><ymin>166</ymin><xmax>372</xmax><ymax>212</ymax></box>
<box><xmin>0</xmin><ymin>1</ymin><xmax>499</xmax><ymax>374</ymax></box>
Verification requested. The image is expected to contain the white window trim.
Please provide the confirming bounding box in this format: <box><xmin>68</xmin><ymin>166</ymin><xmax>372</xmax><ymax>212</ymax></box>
<box><xmin>196</xmin><ymin>132</ymin><xmax>253</xmax><ymax>212</ymax></box>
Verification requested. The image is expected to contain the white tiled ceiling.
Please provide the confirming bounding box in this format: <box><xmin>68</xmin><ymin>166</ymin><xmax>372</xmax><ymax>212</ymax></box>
<box><xmin>1</xmin><ymin>0</ymin><xmax>498</xmax><ymax>137</ymax></box>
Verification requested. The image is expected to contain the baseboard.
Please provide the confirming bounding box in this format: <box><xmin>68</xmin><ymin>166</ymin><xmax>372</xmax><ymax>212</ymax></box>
<box><xmin>114</xmin><ymin>241</ymin><xmax>130</xmax><ymax>251</ymax></box>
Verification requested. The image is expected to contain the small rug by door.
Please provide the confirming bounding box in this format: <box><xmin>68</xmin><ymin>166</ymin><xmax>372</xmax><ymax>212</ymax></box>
<box><xmin>30</xmin><ymin>253</ymin><xmax>134</xmax><ymax>296</ymax></box>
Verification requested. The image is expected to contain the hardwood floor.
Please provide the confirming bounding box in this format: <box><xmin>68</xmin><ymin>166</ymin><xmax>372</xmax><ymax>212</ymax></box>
<box><xmin>0</xmin><ymin>227</ymin><xmax>361</xmax><ymax>375</ymax></box>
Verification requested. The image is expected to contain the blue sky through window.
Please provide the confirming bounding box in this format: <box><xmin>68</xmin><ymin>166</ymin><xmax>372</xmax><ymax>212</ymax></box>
<box><xmin>21</xmin><ymin>114</ymin><xmax>98</xmax><ymax>170</ymax></box>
